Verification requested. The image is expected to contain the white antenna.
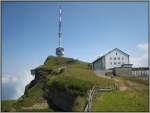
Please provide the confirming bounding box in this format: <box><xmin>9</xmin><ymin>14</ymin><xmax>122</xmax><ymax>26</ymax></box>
<box><xmin>56</xmin><ymin>5</ymin><xmax>64</xmax><ymax>56</ymax></box>
<box><xmin>58</xmin><ymin>5</ymin><xmax>62</xmax><ymax>47</ymax></box>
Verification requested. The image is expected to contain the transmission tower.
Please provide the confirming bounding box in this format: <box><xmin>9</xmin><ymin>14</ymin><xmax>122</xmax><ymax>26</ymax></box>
<box><xmin>56</xmin><ymin>5</ymin><xmax>64</xmax><ymax>56</ymax></box>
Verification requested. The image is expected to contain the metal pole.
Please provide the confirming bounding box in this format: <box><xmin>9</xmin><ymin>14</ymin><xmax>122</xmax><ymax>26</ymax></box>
<box><xmin>58</xmin><ymin>5</ymin><xmax>62</xmax><ymax>48</ymax></box>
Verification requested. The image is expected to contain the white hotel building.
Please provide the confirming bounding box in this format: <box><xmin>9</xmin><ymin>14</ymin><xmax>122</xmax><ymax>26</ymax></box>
<box><xmin>92</xmin><ymin>48</ymin><xmax>130</xmax><ymax>70</ymax></box>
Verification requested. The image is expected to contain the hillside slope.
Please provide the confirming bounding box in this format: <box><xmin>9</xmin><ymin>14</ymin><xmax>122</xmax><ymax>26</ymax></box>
<box><xmin>2</xmin><ymin>56</ymin><xmax>114</xmax><ymax>112</ymax></box>
<box><xmin>92</xmin><ymin>76</ymin><xmax>149</xmax><ymax>112</ymax></box>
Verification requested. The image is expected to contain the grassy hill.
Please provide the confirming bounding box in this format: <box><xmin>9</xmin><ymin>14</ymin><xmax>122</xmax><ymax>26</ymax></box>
<box><xmin>1</xmin><ymin>56</ymin><xmax>115</xmax><ymax>112</ymax></box>
<box><xmin>92</xmin><ymin>76</ymin><xmax>149</xmax><ymax>112</ymax></box>
<box><xmin>2</xmin><ymin>56</ymin><xmax>148</xmax><ymax>112</ymax></box>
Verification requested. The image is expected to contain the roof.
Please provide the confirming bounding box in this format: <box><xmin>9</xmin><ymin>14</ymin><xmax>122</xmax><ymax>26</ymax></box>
<box><xmin>92</xmin><ymin>48</ymin><xmax>129</xmax><ymax>63</ymax></box>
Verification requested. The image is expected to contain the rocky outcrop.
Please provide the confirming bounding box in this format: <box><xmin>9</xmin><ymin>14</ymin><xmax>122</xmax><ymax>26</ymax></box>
<box><xmin>4</xmin><ymin>56</ymin><xmax>94</xmax><ymax>112</ymax></box>
<box><xmin>43</xmin><ymin>85</ymin><xmax>78</xmax><ymax>111</ymax></box>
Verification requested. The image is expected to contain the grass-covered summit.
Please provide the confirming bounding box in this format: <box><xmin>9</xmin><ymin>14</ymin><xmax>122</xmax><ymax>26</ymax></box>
<box><xmin>2</xmin><ymin>56</ymin><xmax>148</xmax><ymax>112</ymax></box>
<box><xmin>2</xmin><ymin>56</ymin><xmax>114</xmax><ymax>112</ymax></box>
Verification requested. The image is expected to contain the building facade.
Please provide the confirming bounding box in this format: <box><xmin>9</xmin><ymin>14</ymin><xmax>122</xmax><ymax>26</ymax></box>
<box><xmin>92</xmin><ymin>48</ymin><xmax>129</xmax><ymax>70</ymax></box>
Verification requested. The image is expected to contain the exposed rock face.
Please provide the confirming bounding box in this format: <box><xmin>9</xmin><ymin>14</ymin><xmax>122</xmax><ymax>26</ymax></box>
<box><xmin>31</xmin><ymin>68</ymin><xmax>52</xmax><ymax>80</ymax></box>
<box><xmin>44</xmin><ymin>85</ymin><xmax>78</xmax><ymax>111</ymax></box>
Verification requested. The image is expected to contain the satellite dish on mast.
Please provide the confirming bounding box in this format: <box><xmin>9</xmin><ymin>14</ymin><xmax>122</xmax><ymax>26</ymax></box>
<box><xmin>56</xmin><ymin>5</ymin><xmax>64</xmax><ymax>56</ymax></box>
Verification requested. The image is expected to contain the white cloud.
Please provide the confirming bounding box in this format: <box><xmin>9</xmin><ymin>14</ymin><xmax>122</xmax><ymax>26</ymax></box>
<box><xmin>2</xmin><ymin>70</ymin><xmax>34</xmax><ymax>99</ymax></box>
<box><xmin>2</xmin><ymin>75</ymin><xmax>9</xmax><ymax>84</ymax></box>
<box><xmin>130</xmin><ymin>54</ymin><xmax>148</xmax><ymax>67</ymax></box>
<box><xmin>15</xmin><ymin>70</ymin><xmax>34</xmax><ymax>98</ymax></box>
<box><xmin>137</xmin><ymin>42</ymin><xmax>148</xmax><ymax>52</ymax></box>
<box><xmin>2</xmin><ymin>74</ymin><xmax>18</xmax><ymax>84</ymax></box>
<box><xmin>130</xmin><ymin>42</ymin><xmax>148</xmax><ymax>67</ymax></box>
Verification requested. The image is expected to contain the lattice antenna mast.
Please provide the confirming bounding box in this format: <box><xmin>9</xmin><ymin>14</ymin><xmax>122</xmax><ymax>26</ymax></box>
<box><xmin>56</xmin><ymin>5</ymin><xmax>64</xmax><ymax>56</ymax></box>
<box><xmin>58</xmin><ymin>5</ymin><xmax>62</xmax><ymax>47</ymax></box>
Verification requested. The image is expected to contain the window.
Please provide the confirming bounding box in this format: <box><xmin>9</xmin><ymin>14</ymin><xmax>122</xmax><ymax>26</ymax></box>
<box><xmin>110</xmin><ymin>57</ymin><xmax>112</xmax><ymax>60</ymax></box>
<box><xmin>114</xmin><ymin>62</ymin><xmax>116</xmax><ymax>65</ymax></box>
<box><xmin>116</xmin><ymin>53</ymin><xmax>117</xmax><ymax>55</ymax></box>
<box><xmin>114</xmin><ymin>57</ymin><xmax>116</xmax><ymax>60</ymax></box>
<box><xmin>118</xmin><ymin>57</ymin><xmax>120</xmax><ymax>60</ymax></box>
<box><xmin>122</xmin><ymin>57</ymin><xmax>124</xmax><ymax>60</ymax></box>
<box><xmin>110</xmin><ymin>62</ymin><xmax>112</xmax><ymax>65</ymax></box>
<box><xmin>118</xmin><ymin>62</ymin><xmax>120</xmax><ymax>64</ymax></box>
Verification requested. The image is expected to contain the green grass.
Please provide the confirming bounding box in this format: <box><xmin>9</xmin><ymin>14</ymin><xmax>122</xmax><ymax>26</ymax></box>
<box><xmin>20</xmin><ymin>108</ymin><xmax>54</xmax><ymax>112</ymax></box>
<box><xmin>47</xmin><ymin>65</ymin><xmax>115</xmax><ymax>96</ymax></box>
<box><xmin>1</xmin><ymin>56</ymin><xmax>116</xmax><ymax>112</ymax></box>
<box><xmin>92</xmin><ymin>90</ymin><xmax>148</xmax><ymax>112</ymax></box>
<box><xmin>92</xmin><ymin>77</ymin><xmax>149</xmax><ymax>112</ymax></box>
<box><xmin>47</xmin><ymin>76</ymin><xmax>93</xmax><ymax>96</ymax></box>
<box><xmin>44</xmin><ymin>58</ymin><xmax>115</xmax><ymax>111</ymax></box>
<box><xmin>1</xmin><ymin>100</ymin><xmax>17</xmax><ymax>112</ymax></box>
<box><xmin>45</xmin><ymin>58</ymin><xmax>115</xmax><ymax>111</ymax></box>
<box><xmin>44</xmin><ymin>56</ymin><xmax>78</xmax><ymax>67</ymax></box>
<box><xmin>15</xmin><ymin>79</ymin><xmax>45</xmax><ymax>108</ymax></box>
<box><xmin>116</xmin><ymin>76</ymin><xmax>149</xmax><ymax>85</ymax></box>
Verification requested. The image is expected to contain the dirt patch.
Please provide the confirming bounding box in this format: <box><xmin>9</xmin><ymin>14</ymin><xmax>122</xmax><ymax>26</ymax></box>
<box><xmin>22</xmin><ymin>102</ymin><xmax>49</xmax><ymax>110</ymax></box>
<box><xmin>96</xmin><ymin>94</ymin><xmax>103</xmax><ymax>102</ymax></box>
<box><xmin>125</xmin><ymin>80</ymin><xmax>145</xmax><ymax>91</ymax></box>
<box><xmin>119</xmin><ymin>85</ymin><xmax>127</xmax><ymax>91</ymax></box>
<box><xmin>113</xmin><ymin>78</ymin><xmax>128</xmax><ymax>91</ymax></box>
<box><xmin>94</xmin><ymin>72</ymin><xmax>111</xmax><ymax>79</ymax></box>
<box><xmin>112</xmin><ymin>77</ymin><xmax>147</xmax><ymax>92</ymax></box>
<box><xmin>95</xmin><ymin>72</ymin><xmax>128</xmax><ymax>91</ymax></box>
<box><xmin>94</xmin><ymin>72</ymin><xmax>145</xmax><ymax>92</ymax></box>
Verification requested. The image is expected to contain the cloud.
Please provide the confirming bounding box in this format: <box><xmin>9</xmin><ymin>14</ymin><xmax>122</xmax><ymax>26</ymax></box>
<box><xmin>2</xmin><ymin>75</ymin><xmax>18</xmax><ymax>84</ymax></box>
<box><xmin>130</xmin><ymin>54</ymin><xmax>148</xmax><ymax>67</ymax></box>
<box><xmin>137</xmin><ymin>42</ymin><xmax>148</xmax><ymax>51</ymax></box>
<box><xmin>130</xmin><ymin>42</ymin><xmax>148</xmax><ymax>67</ymax></box>
<box><xmin>2</xmin><ymin>70</ymin><xmax>34</xmax><ymax>100</ymax></box>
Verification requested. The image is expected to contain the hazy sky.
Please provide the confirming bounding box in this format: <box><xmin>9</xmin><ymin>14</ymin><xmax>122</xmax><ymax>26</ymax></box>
<box><xmin>2</xmin><ymin>1</ymin><xmax>148</xmax><ymax>99</ymax></box>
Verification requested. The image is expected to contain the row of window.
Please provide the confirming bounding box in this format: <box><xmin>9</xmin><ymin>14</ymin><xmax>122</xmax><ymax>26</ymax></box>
<box><xmin>110</xmin><ymin>57</ymin><xmax>124</xmax><ymax>60</ymax></box>
<box><xmin>110</xmin><ymin>62</ymin><xmax>124</xmax><ymax>65</ymax></box>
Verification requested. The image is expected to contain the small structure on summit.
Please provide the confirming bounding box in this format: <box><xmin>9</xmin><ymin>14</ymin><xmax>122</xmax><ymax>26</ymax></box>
<box><xmin>56</xmin><ymin>5</ymin><xmax>64</xmax><ymax>56</ymax></box>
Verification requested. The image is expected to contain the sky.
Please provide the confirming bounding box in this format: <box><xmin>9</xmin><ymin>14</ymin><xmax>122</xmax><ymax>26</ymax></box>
<box><xmin>2</xmin><ymin>1</ymin><xmax>148</xmax><ymax>100</ymax></box>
